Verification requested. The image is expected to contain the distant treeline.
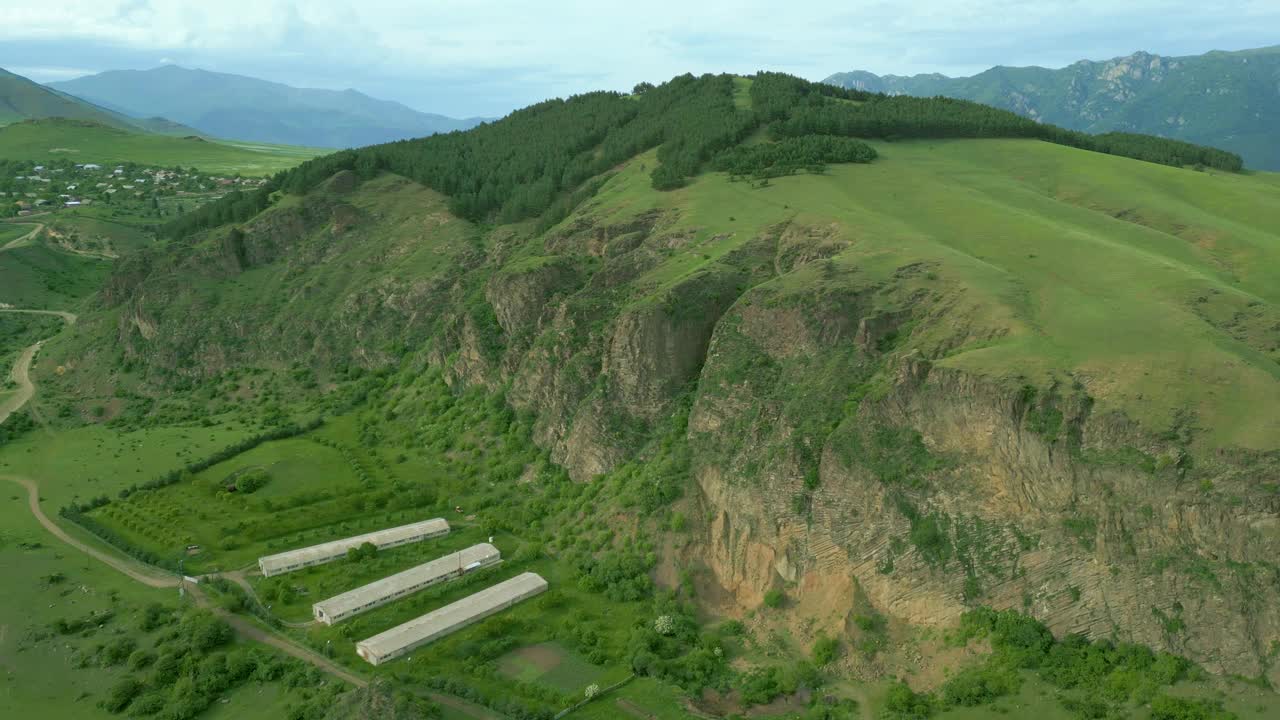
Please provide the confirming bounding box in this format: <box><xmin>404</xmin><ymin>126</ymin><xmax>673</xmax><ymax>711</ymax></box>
<box><xmin>766</xmin><ymin>79</ymin><xmax>1244</xmax><ymax>171</ymax></box>
<box><xmin>713</xmin><ymin>135</ymin><xmax>877</xmax><ymax>178</ymax></box>
<box><xmin>162</xmin><ymin>71</ymin><xmax>1243</xmax><ymax>241</ymax></box>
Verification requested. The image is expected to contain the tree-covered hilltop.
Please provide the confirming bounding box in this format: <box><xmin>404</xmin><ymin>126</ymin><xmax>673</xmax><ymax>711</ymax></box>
<box><xmin>163</xmin><ymin>71</ymin><xmax>1243</xmax><ymax>241</ymax></box>
<box><xmin>825</xmin><ymin>45</ymin><xmax>1280</xmax><ymax>170</ymax></box>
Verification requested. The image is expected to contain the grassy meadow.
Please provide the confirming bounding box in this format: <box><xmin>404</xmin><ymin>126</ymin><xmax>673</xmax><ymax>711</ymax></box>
<box><xmin>0</xmin><ymin>223</ymin><xmax>31</xmax><ymax>247</ymax></box>
<box><xmin>0</xmin><ymin>120</ymin><xmax>323</xmax><ymax>176</ymax></box>
<box><xmin>0</xmin><ymin>239</ymin><xmax>110</xmax><ymax>309</ymax></box>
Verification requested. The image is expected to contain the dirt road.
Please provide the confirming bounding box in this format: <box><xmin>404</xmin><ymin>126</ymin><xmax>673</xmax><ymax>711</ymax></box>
<box><xmin>0</xmin><ymin>309</ymin><xmax>76</xmax><ymax>425</ymax></box>
<box><xmin>1</xmin><ymin>474</ymin><xmax>178</xmax><ymax>587</ymax></box>
<box><xmin>0</xmin><ymin>471</ymin><xmax>369</xmax><ymax>687</ymax></box>
<box><xmin>0</xmin><ymin>223</ymin><xmax>44</xmax><ymax>251</ymax></box>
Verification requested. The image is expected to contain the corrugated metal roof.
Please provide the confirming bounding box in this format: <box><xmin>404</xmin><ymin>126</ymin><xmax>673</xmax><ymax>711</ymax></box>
<box><xmin>313</xmin><ymin>544</ymin><xmax>501</xmax><ymax>622</ymax></box>
<box><xmin>356</xmin><ymin>572</ymin><xmax>548</xmax><ymax>664</ymax></box>
<box><xmin>258</xmin><ymin>518</ymin><xmax>449</xmax><ymax>576</ymax></box>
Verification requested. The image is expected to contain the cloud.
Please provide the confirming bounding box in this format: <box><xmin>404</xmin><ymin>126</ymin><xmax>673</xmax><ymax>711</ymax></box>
<box><xmin>1</xmin><ymin>1</ymin><xmax>1277</xmax><ymax>117</ymax></box>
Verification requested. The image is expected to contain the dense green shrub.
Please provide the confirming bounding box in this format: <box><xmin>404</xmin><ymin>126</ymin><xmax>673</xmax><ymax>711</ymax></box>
<box><xmin>811</xmin><ymin>634</ymin><xmax>841</xmax><ymax>666</ymax></box>
<box><xmin>100</xmin><ymin>677</ymin><xmax>143</xmax><ymax>713</ymax></box>
<box><xmin>884</xmin><ymin>680</ymin><xmax>936</xmax><ymax>719</ymax></box>
<box><xmin>939</xmin><ymin>665</ymin><xmax>1019</xmax><ymax>707</ymax></box>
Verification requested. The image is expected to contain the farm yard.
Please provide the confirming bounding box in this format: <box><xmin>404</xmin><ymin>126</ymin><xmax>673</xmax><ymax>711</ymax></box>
<box><xmin>251</xmin><ymin>526</ymin><xmax>514</xmax><ymax>624</ymax></box>
<box><xmin>8</xmin><ymin>345</ymin><xmax>1280</xmax><ymax>718</ymax></box>
<box><xmin>39</xmin><ymin>375</ymin><xmax>738</xmax><ymax>718</ymax></box>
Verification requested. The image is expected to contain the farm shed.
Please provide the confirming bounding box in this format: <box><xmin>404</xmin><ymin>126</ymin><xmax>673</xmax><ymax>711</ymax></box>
<box><xmin>312</xmin><ymin>543</ymin><xmax>502</xmax><ymax>625</ymax></box>
<box><xmin>355</xmin><ymin>572</ymin><xmax>548</xmax><ymax>665</ymax></box>
<box><xmin>257</xmin><ymin>518</ymin><xmax>450</xmax><ymax>577</ymax></box>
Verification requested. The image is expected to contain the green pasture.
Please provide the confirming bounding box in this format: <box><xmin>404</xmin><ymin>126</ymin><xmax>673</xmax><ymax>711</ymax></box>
<box><xmin>0</xmin><ymin>421</ymin><xmax>260</xmax><ymax>510</ymax></box>
<box><xmin>0</xmin><ymin>223</ymin><xmax>31</xmax><ymax>247</ymax></box>
<box><xmin>497</xmin><ymin>642</ymin><xmax>608</xmax><ymax>695</ymax></box>
<box><xmin>0</xmin><ymin>484</ymin><xmax>170</xmax><ymax>719</ymax></box>
<box><xmin>0</xmin><ymin>240</ymin><xmax>109</xmax><ymax>309</ymax></box>
<box><xmin>0</xmin><ymin>121</ymin><xmax>324</xmax><ymax>176</ymax></box>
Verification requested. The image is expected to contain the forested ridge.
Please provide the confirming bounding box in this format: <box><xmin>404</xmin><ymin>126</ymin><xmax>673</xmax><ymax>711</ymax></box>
<box><xmin>163</xmin><ymin>71</ymin><xmax>1244</xmax><ymax>241</ymax></box>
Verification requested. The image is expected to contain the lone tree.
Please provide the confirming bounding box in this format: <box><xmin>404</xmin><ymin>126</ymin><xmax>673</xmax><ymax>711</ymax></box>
<box><xmin>347</xmin><ymin>542</ymin><xmax>377</xmax><ymax>563</ymax></box>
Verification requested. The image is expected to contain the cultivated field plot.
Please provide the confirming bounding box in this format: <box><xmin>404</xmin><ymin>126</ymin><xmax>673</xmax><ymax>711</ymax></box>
<box><xmin>497</xmin><ymin>641</ymin><xmax>610</xmax><ymax>694</ymax></box>
<box><xmin>81</xmin><ymin>428</ymin><xmax>441</xmax><ymax>572</ymax></box>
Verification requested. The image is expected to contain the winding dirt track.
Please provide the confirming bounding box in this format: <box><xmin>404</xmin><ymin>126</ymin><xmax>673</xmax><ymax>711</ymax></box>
<box><xmin>0</xmin><ymin>472</ymin><xmax>370</xmax><ymax>687</ymax></box>
<box><xmin>0</xmin><ymin>223</ymin><xmax>44</xmax><ymax>251</ymax></box>
<box><xmin>1</xmin><ymin>473</ymin><xmax>174</xmax><ymax>587</ymax></box>
<box><xmin>0</xmin><ymin>309</ymin><xmax>76</xmax><ymax>425</ymax></box>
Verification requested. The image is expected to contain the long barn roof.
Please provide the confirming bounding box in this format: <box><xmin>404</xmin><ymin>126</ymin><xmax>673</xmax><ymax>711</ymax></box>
<box><xmin>357</xmin><ymin>572</ymin><xmax>547</xmax><ymax>662</ymax></box>
<box><xmin>313</xmin><ymin>543</ymin><xmax>500</xmax><ymax>619</ymax></box>
<box><xmin>257</xmin><ymin>518</ymin><xmax>449</xmax><ymax>575</ymax></box>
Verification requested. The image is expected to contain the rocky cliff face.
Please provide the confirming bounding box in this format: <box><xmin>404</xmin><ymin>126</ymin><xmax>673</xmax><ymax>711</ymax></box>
<box><xmin>685</xmin><ymin>279</ymin><xmax>1280</xmax><ymax>683</ymax></box>
<box><xmin>85</xmin><ymin>168</ymin><xmax>1280</xmax><ymax>683</ymax></box>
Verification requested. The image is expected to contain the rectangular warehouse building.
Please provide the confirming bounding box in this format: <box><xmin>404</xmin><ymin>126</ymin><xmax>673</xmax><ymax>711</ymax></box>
<box><xmin>312</xmin><ymin>543</ymin><xmax>502</xmax><ymax>625</ymax></box>
<box><xmin>257</xmin><ymin>518</ymin><xmax>449</xmax><ymax>577</ymax></box>
<box><xmin>355</xmin><ymin>572</ymin><xmax>548</xmax><ymax>666</ymax></box>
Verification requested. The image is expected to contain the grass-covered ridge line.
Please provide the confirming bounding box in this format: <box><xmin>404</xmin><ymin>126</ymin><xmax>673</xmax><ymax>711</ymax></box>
<box><xmin>163</xmin><ymin>71</ymin><xmax>1243</xmax><ymax>241</ymax></box>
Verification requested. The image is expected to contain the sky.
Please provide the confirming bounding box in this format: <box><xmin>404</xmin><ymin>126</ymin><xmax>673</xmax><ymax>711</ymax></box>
<box><xmin>1</xmin><ymin>1</ymin><xmax>1277</xmax><ymax>118</ymax></box>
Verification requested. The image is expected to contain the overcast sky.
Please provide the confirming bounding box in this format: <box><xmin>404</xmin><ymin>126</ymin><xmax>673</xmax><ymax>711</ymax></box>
<box><xmin>2</xmin><ymin>1</ymin><xmax>1277</xmax><ymax>118</ymax></box>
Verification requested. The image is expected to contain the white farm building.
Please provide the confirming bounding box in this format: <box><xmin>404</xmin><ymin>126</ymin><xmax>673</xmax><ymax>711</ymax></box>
<box><xmin>312</xmin><ymin>543</ymin><xmax>502</xmax><ymax>625</ymax></box>
<box><xmin>257</xmin><ymin>518</ymin><xmax>449</xmax><ymax>577</ymax></box>
<box><xmin>355</xmin><ymin>572</ymin><xmax>548</xmax><ymax>665</ymax></box>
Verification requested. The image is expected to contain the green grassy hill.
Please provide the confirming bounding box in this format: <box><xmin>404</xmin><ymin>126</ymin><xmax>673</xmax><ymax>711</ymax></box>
<box><xmin>16</xmin><ymin>72</ymin><xmax>1280</xmax><ymax>719</ymax></box>
<box><xmin>0</xmin><ymin>118</ymin><xmax>322</xmax><ymax>175</ymax></box>
<box><xmin>0</xmin><ymin>236</ymin><xmax>110</xmax><ymax>309</ymax></box>
<box><xmin>0</xmin><ymin>67</ymin><xmax>138</xmax><ymax>129</ymax></box>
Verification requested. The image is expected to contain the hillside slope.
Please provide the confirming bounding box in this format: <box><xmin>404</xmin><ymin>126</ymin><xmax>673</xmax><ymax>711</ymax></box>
<box><xmin>50</xmin><ymin>65</ymin><xmax>485</xmax><ymax>148</ymax></box>
<box><xmin>0</xmin><ymin>67</ymin><xmax>137</xmax><ymax>129</ymax></box>
<box><xmin>825</xmin><ymin>45</ymin><xmax>1280</xmax><ymax>170</ymax></box>
<box><xmin>56</xmin><ymin>73</ymin><xmax>1280</xmax><ymax>688</ymax></box>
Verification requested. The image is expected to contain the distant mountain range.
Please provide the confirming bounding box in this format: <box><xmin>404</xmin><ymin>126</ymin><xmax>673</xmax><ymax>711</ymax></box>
<box><xmin>825</xmin><ymin>45</ymin><xmax>1280</xmax><ymax>170</ymax></box>
<box><xmin>50</xmin><ymin>66</ymin><xmax>486</xmax><ymax>149</ymax></box>
<box><xmin>0</xmin><ymin>67</ymin><xmax>201</xmax><ymax>136</ymax></box>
